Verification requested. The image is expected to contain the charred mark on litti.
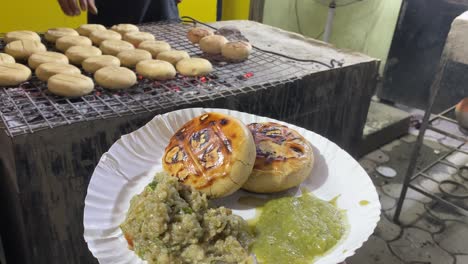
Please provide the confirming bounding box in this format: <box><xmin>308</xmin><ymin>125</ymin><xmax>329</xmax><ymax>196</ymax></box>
<box><xmin>223</xmin><ymin>139</ymin><xmax>233</xmax><ymax>153</ymax></box>
<box><xmin>220</xmin><ymin>119</ymin><xmax>229</xmax><ymax>126</ymax></box>
<box><xmin>175</xmin><ymin>129</ymin><xmax>185</xmax><ymax>140</ymax></box>
<box><xmin>264</xmin><ymin>128</ymin><xmax>281</xmax><ymax>137</ymax></box>
<box><xmin>291</xmin><ymin>146</ymin><xmax>304</xmax><ymax>155</ymax></box>
<box><xmin>165</xmin><ymin>146</ymin><xmax>185</xmax><ymax>164</ymax></box>
<box><xmin>200</xmin><ymin>114</ymin><xmax>209</xmax><ymax>121</ymax></box>
<box><xmin>190</xmin><ymin>129</ymin><xmax>210</xmax><ymax>150</ymax></box>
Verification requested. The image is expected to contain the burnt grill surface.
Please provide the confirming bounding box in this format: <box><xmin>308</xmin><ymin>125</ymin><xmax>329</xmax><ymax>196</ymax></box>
<box><xmin>0</xmin><ymin>21</ymin><xmax>313</xmax><ymax>136</ymax></box>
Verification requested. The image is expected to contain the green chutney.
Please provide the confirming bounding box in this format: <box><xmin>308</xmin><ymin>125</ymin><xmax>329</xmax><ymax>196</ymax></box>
<box><xmin>252</xmin><ymin>192</ymin><xmax>346</xmax><ymax>264</ymax></box>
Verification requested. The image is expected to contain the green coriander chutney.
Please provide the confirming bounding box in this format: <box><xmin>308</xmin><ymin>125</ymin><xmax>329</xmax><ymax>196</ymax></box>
<box><xmin>252</xmin><ymin>192</ymin><xmax>346</xmax><ymax>264</ymax></box>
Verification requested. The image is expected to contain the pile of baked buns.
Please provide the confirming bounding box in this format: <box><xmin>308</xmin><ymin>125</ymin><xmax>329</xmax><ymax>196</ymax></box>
<box><xmin>0</xmin><ymin>23</ymin><xmax>251</xmax><ymax>98</ymax></box>
<box><xmin>187</xmin><ymin>26</ymin><xmax>252</xmax><ymax>61</ymax></box>
<box><xmin>162</xmin><ymin>112</ymin><xmax>314</xmax><ymax>198</ymax></box>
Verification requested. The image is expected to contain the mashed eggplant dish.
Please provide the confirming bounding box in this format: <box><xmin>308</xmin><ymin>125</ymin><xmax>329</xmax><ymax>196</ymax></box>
<box><xmin>120</xmin><ymin>172</ymin><xmax>253</xmax><ymax>264</ymax></box>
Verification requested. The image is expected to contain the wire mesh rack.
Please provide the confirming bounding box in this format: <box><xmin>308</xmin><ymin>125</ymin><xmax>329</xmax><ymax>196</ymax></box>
<box><xmin>401</xmin><ymin>106</ymin><xmax>468</xmax><ymax>216</ymax></box>
<box><xmin>0</xmin><ymin>20</ymin><xmax>331</xmax><ymax>137</ymax></box>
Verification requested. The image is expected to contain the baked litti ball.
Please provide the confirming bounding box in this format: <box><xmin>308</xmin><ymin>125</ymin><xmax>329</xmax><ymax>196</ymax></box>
<box><xmin>56</xmin><ymin>35</ymin><xmax>92</xmax><ymax>52</ymax></box>
<box><xmin>45</xmin><ymin>28</ymin><xmax>79</xmax><ymax>43</ymax></box>
<box><xmin>5</xmin><ymin>39</ymin><xmax>46</xmax><ymax>60</ymax></box>
<box><xmin>89</xmin><ymin>29</ymin><xmax>122</xmax><ymax>45</ymax></box>
<box><xmin>0</xmin><ymin>63</ymin><xmax>32</xmax><ymax>86</ymax></box>
<box><xmin>4</xmin><ymin>30</ymin><xmax>41</xmax><ymax>43</ymax></box>
<box><xmin>28</xmin><ymin>51</ymin><xmax>69</xmax><ymax>69</ymax></box>
<box><xmin>221</xmin><ymin>41</ymin><xmax>252</xmax><ymax>61</ymax></box>
<box><xmin>77</xmin><ymin>24</ymin><xmax>107</xmax><ymax>37</ymax></box>
<box><xmin>176</xmin><ymin>58</ymin><xmax>213</xmax><ymax>77</ymax></box>
<box><xmin>187</xmin><ymin>27</ymin><xmax>214</xmax><ymax>44</ymax></box>
<box><xmin>117</xmin><ymin>49</ymin><xmax>152</xmax><ymax>68</ymax></box>
<box><xmin>35</xmin><ymin>62</ymin><xmax>81</xmax><ymax>82</ymax></box>
<box><xmin>111</xmin><ymin>24</ymin><xmax>139</xmax><ymax>35</ymax></box>
<box><xmin>156</xmin><ymin>50</ymin><xmax>190</xmax><ymax>65</ymax></box>
<box><xmin>94</xmin><ymin>66</ymin><xmax>137</xmax><ymax>89</ymax></box>
<box><xmin>242</xmin><ymin>122</ymin><xmax>314</xmax><ymax>193</ymax></box>
<box><xmin>199</xmin><ymin>35</ymin><xmax>228</xmax><ymax>55</ymax></box>
<box><xmin>123</xmin><ymin>31</ymin><xmax>155</xmax><ymax>47</ymax></box>
<box><xmin>136</xmin><ymin>60</ymin><xmax>176</xmax><ymax>80</ymax></box>
<box><xmin>163</xmin><ymin>112</ymin><xmax>256</xmax><ymax>198</ymax></box>
<box><xmin>0</xmin><ymin>53</ymin><xmax>16</xmax><ymax>64</ymax></box>
<box><xmin>66</xmin><ymin>46</ymin><xmax>102</xmax><ymax>65</ymax></box>
<box><xmin>82</xmin><ymin>55</ymin><xmax>120</xmax><ymax>73</ymax></box>
<box><xmin>99</xmin><ymin>39</ymin><xmax>135</xmax><ymax>56</ymax></box>
<box><xmin>47</xmin><ymin>73</ymin><xmax>94</xmax><ymax>97</ymax></box>
<box><xmin>138</xmin><ymin>40</ymin><xmax>171</xmax><ymax>58</ymax></box>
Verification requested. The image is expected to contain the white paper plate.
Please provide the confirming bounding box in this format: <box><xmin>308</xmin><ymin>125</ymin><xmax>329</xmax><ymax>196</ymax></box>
<box><xmin>84</xmin><ymin>108</ymin><xmax>381</xmax><ymax>264</ymax></box>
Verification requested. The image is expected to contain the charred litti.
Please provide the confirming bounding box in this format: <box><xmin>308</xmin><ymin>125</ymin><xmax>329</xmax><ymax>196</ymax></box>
<box><xmin>163</xmin><ymin>112</ymin><xmax>256</xmax><ymax>198</ymax></box>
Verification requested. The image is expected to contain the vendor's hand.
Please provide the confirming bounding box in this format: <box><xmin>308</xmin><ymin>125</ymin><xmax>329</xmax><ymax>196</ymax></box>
<box><xmin>58</xmin><ymin>0</ymin><xmax>98</xmax><ymax>16</ymax></box>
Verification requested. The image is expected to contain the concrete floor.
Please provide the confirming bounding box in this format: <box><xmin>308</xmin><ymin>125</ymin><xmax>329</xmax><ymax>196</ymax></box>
<box><xmin>347</xmin><ymin>107</ymin><xmax>468</xmax><ymax>264</ymax></box>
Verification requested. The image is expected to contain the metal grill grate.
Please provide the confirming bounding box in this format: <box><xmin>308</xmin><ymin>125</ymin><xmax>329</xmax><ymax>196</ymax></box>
<box><xmin>0</xmin><ymin>21</ymin><xmax>321</xmax><ymax>137</ymax></box>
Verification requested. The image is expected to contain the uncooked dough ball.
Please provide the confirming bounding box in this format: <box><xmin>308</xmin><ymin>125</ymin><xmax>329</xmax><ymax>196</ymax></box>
<box><xmin>0</xmin><ymin>63</ymin><xmax>32</xmax><ymax>86</ymax></box>
<box><xmin>77</xmin><ymin>24</ymin><xmax>107</xmax><ymax>37</ymax></box>
<box><xmin>35</xmin><ymin>62</ymin><xmax>81</xmax><ymax>81</ymax></box>
<box><xmin>66</xmin><ymin>46</ymin><xmax>102</xmax><ymax>65</ymax></box>
<box><xmin>123</xmin><ymin>31</ymin><xmax>155</xmax><ymax>46</ymax></box>
<box><xmin>117</xmin><ymin>49</ymin><xmax>152</xmax><ymax>68</ymax></box>
<box><xmin>136</xmin><ymin>60</ymin><xmax>176</xmax><ymax>80</ymax></box>
<box><xmin>0</xmin><ymin>53</ymin><xmax>15</xmax><ymax>64</ymax></box>
<box><xmin>138</xmin><ymin>40</ymin><xmax>171</xmax><ymax>58</ymax></box>
<box><xmin>28</xmin><ymin>51</ymin><xmax>69</xmax><ymax>69</ymax></box>
<box><xmin>48</xmin><ymin>73</ymin><xmax>94</xmax><ymax>97</ymax></box>
<box><xmin>56</xmin><ymin>35</ymin><xmax>92</xmax><ymax>52</ymax></box>
<box><xmin>187</xmin><ymin>27</ymin><xmax>214</xmax><ymax>44</ymax></box>
<box><xmin>89</xmin><ymin>29</ymin><xmax>122</xmax><ymax>45</ymax></box>
<box><xmin>221</xmin><ymin>41</ymin><xmax>252</xmax><ymax>61</ymax></box>
<box><xmin>94</xmin><ymin>66</ymin><xmax>137</xmax><ymax>89</ymax></box>
<box><xmin>176</xmin><ymin>58</ymin><xmax>213</xmax><ymax>77</ymax></box>
<box><xmin>99</xmin><ymin>39</ymin><xmax>135</xmax><ymax>56</ymax></box>
<box><xmin>199</xmin><ymin>35</ymin><xmax>228</xmax><ymax>55</ymax></box>
<box><xmin>5</xmin><ymin>39</ymin><xmax>47</xmax><ymax>60</ymax></box>
<box><xmin>5</xmin><ymin>30</ymin><xmax>41</xmax><ymax>43</ymax></box>
<box><xmin>156</xmin><ymin>50</ymin><xmax>190</xmax><ymax>65</ymax></box>
<box><xmin>111</xmin><ymin>24</ymin><xmax>139</xmax><ymax>35</ymax></box>
<box><xmin>82</xmin><ymin>55</ymin><xmax>120</xmax><ymax>73</ymax></box>
<box><xmin>45</xmin><ymin>28</ymin><xmax>79</xmax><ymax>43</ymax></box>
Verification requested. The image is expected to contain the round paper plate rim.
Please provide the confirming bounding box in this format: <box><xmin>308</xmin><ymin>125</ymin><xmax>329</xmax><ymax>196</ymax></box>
<box><xmin>83</xmin><ymin>107</ymin><xmax>381</xmax><ymax>264</ymax></box>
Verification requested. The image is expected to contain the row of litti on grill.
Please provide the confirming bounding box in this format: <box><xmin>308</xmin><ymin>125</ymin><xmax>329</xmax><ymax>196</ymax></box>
<box><xmin>0</xmin><ymin>23</ymin><xmax>252</xmax><ymax>98</ymax></box>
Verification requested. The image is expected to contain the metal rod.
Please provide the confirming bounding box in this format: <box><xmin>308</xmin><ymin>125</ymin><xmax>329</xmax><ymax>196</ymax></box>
<box><xmin>216</xmin><ymin>0</ymin><xmax>223</xmax><ymax>21</ymax></box>
<box><xmin>409</xmin><ymin>143</ymin><xmax>461</xmax><ymax>181</ymax></box>
<box><xmin>428</xmin><ymin>124</ymin><xmax>467</xmax><ymax>142</ymax></box>
<box><xmin>432</xmin><ymin>105</ymin><xmax>456</xmax><ymax>121</ymax></box>
<box><xmin>436</xmin><ymin>114</ymin><xmax>458</xmax><ymax>124</ymax></box>
<box><xmin>323</xmin><ymin>1</ymin><xmax>336</xmax><ymax>43</ymax></box>
<box><xmin>409</xmin><ymin>184</ymin><xmax>468</xmax><ymax>216</ymax></box>
<box><xmin>393</xmin><ymin>55</ymin><xmax>449</xmax><ymax>223</ymax></box>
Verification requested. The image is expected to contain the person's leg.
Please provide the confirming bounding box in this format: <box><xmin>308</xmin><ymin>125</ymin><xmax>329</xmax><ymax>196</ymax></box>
<box><xmin>142</xmin><ymin>0</ymin><xmax>180</xmax><ymax>23</ymax></box>
<box><xmin>88</xmin><ymin>0</ymin><xmax>153</xmax><ymax>26</ymax></box>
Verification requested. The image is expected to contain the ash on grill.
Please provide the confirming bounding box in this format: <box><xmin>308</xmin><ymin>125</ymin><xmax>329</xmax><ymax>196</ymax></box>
<box><xmin>0</xmin><ymin>21</ymin><xmax>317</xmax><ymax>137</ymax></box>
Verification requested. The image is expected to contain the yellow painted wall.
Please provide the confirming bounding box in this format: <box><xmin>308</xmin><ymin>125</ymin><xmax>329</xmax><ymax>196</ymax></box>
<box><xmin>222</xmin><ymin>0</ymin><xmax>251</xmax><ymax>20</ymax></box>
<box><xmin>179</xmin><ymin>0</ymin><xmax>217</xmax><ymax>22</ymax></box>
<box><xmin>0</xmin><ymin>1</ymin><xmax>86</xmax><ymax>33</ymax></box>
<box><xmin>0</xmin><ymin>0</ymin><xmax>217</xmax><ymax>33</ymax></box>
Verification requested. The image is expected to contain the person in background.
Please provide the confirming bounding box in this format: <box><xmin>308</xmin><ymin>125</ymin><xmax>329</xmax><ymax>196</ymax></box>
<box><xmin>58</xmin><ymin>0</ymin><xmax>182</xmax><ymax>26</ymax></box>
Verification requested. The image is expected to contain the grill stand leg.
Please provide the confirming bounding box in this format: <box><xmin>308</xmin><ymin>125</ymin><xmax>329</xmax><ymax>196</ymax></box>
<box><xmin>393</xmin><ymin>56</ymin><xmax>448</xmax><ymax>224</ymax></box>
